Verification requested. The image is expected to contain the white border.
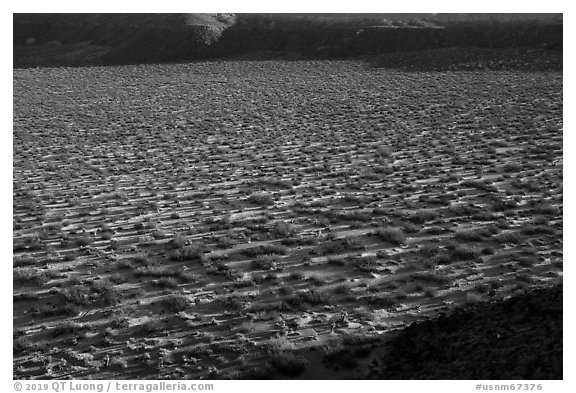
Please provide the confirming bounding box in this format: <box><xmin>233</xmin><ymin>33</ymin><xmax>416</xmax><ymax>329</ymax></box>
<box><xmin>4</xmin><ymin>1</ymin><xmax>571</xmax><ymax>391</ymax></box>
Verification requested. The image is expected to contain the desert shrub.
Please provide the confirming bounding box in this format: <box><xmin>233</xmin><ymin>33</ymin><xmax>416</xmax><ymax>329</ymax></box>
<box><xmin>401</xmin><ymin>222</ymin><xmax>421</xmax><ymax>234</ymax></box>
<box><xmin>494</xmin><ymin>231</ymin><xmax>523</xmax><ymax>244</ymax></box>
<box><xmin>481</xmin><ymin>247</ymin><xmax>495</xmax><ymax>255</ymax></box>
<box><xmin>13</xmin><ymin>257</ymin><xmax>39</xmax><ymax>268</ymax></box>
<box><xmin>138</xmin><ymin>319</ymin><xmax>166</xmax><ymax>334</ymax></box>
<box><xmin>39</xmin><ymin>303</ymin><xmax>78</xmax><ymax>317</ymax></box>
<box><xmin>376</xmin><ymin>145</ymin><xmax>393</xmax><ymax>158</ymax></box>
<box><xmin>321</xmin><ymin>335</ymin><xmax>344</xmax><ymax>356</ymax></box>
<box><xmin>108</xmin><ymin>357</ymin><xmax>128</xmax><ymax>371</ymax></box>
<box><xmin>251</xmin><ymin>255</ymin><xmax>278</xmax><ymax>270</ymax></box>
<box><xmin>170</xmin><ymin>233</ymin><xmax>187</xmax><ymax>249</ymax></box>
<box><xmin>74</xmin><ymin>235</ymin><xmax>93</xmax><ymax>247</ymax></box>
<box><xmin>353</xmin><ymin>306</ymin><xmax>376</xmax><ymax>321</ymax></box>
<box><xmin>269</xmin><ymin>349</ymin><xmax>308</xmax><ymax>377</ymax></box>
<box><xmin>134</xmin><ymin>222</ymin><xmax>146</xmax><ymax>230</ymax></box>
<box><xmin>115</xmin><ymin>259</ymin><xmax>134</xmax><ymax>270</ymax></box>
<box><xmin>132</xmin><ymin>252</ymin><xmax>151</xmax><ymax>266</ymax></box>
<box><xmin>239</xmin><ymin>365</ymin><xmax>275</xmax><ymax>379</ymax></box>
<box><xmin>454</xmin><ymin>228</ymin><xmax>492</xmax><ymax>242</ymax></box>
<box><xmin>242</xmin><ymin>244</ymin><xmax>288</xmax><ymax>257</ymax></box>
<box><xmin>424</xmin><ymin>226</ymin><xmax>445</xmax><ymax>235</ymax></box>
<box><xmin>490</xmin><ymin>197</ymin><xmax>518</xmax><ymax>212</ymax></box>
<box><xmin>461</xmin><ymin>179</ymin><xmax>497</xmax><ymax>193</ymax></box>
<box><xmin>320</xmin><ymin>237</ymin><xmax>364</xmax><ymax>255</ymax></box>
<box><xmin>351</xmin><ymin>255</ymin><xmax>381</xmax><ymax>272</ymax></box>
<box><xmin>285</xmin><ymin>290</ymin><xmax>328</xmax><ymax>308</ymax></box>
<box><xmin>161</xmin><ymin>294</ymin><xmax>190</xmax><ymax>313</ymax></box>
<box><xmin>274</xmin><ymin>222</ymin><xmax>299</xmax><ymax>238</ymax></box>
<box><xmin>134</xmin><ymin>266</ymin><xmax>175</xmax><ymax>278</ymax></box>
<box><xmin>288</xmin><ymin>271</ymin><xmax>305</xmax><ymax>281</ymax></box>
<box><xmin>13</xmin><ymin>234</ymin><xmax>42</xmax><ymax>252</ymax></box>
<box><xmin>61</xmin><ymin>280</ymin><xmax>120</xmax><ymax>306</ymax></box>
<box><xmin>52</xmin><ymin>321</ymin><xmax>88</xmax><ymax>337</ymax></box>
<box><xmin>500</xmin><ymin>163</ymin><xmax>523</xmax><ymax>173</ymax></box>
<box><xmin>528</xmin><ymin>201</ymin><xmax>560</xmax><ymax>216</ymax></box>
<box><xmin>220</xmin><ymin>295</ymin><xmax>246</xmax><ymax>311</ymax></box>
<box><xmin>406</xmin><ymin>210</ymin><xmax>440</xmax><ymax>225</ymax></box>
<box><xmin>109</xmin><ymin>273</ymin><xmax>127</xmax><ymax>284</ymax></box>
<box><xmin>371</xmin><ymin>207</ymin><xmax>387</xmax><ymax>216</ymax></box>
<box><xmin>274</xmin><ymin>286</ymin><xmax>294</xmax><ymax>298</ymax></box>
<box><xmin>532</xmin><ymin>216</ymin><xmax>550</xmax><ymax>226</ymax></box>
<box><xmin>247</xmin><ymin>192</ymin><xmax>274</xmax><ymax>206</ymax></box>
<box><xmin>327</xmin><ymin>256</ymin><xmax>347</xmax><ymax>266</ymax></box>
<box><xmin>517</xmin><ymin>254</ymin><xmax>538</xmax><ymax>267</ymax></box>
<box><xmin>307</xmin><ymin>275</ymin><xmax>327</xmax><ymax>286</ymax></box>
<box><xmin>447</xmin><ymin>203</ymin><xmax>480</xmax><ymax>216</ymax></box>
<box><xmin>179</xmin><ymin>243</ymin><xmax>206</xmax><ymax>261</ymax></box>
<box><xmin>442</xmin><ymin>243</ymin><xmax>478</xmax><ymax>262</ymax></box>
<box><xmin>419</xmin><ymin>244</ymin><xmax>442</xmax><ymax>258</ymax></box>
<box><xmin>423</xmin><ymin>287</ymin><xmax>438</xmax><ymax>298</ymax></box>
<box><xmin>333</xmin><ymin>283</ymin><xmax>352</xmax><ymax>295</ymax></box>
<box><xmin>464</xmin><ymin>291</ymin><xmax>484</xmax><ymax>304</ymax></box>
<box><xmin>250</xmin><ymin>272</ymin><xmax>266</xmax><ymax>285</ymax></box>
<box><xmin>151</xmin><ymin>277</ymin><xmax>179</xmax><ymax>289</ymax></box>
<box><xmin>472</xmin><ymin>210</ymin><xmax>499</xmax><ymax>221</ymax></box>
<box><xmin>521</xmin><ymin>225</ymin><xmax>557</xmax><ymax>236</ymax></box>
<box><xmin>365</xmin><ymin>294</ymin><xmax>397</xmax><ymax>308</ymax></box>
<box><xmin>152</xmin><ymin>229</ymin><xmax>169</xmax><ymax>240</ymax></box>
<box><xmin>341</xmin><ymin>332</ymin><xmax>380</xmax><ymax>346</ymax></box>
<box><xmin>374</xmin><ymin>227</ymin><xmax>407</xmax><ymax>245</ymax></box>
<box><xmin>14</xmin><ymin>267</ymin><xmax>47</xmax><ymax>285</ymax></box>
<box><xmin>14</xmin><ymin>336</ymin><xmax>37</xmax><ymax>355</ymax></box>
<box><xmin>516</xmin><ymin>272</ymin><xmax>534</xmax><ymax>283</ymax></box>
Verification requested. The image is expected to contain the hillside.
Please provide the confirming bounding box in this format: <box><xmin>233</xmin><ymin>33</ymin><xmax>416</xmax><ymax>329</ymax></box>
<box><xmin>368</xmin><ymin>284</ymin><xmax>563</xmax><ymax>379</ymax></box>
<box><xmin>13</xmin><ymin>13</ymin><xmax>562</xmax><ymax>67</ymax></box>
<box><xmin>13</xmin><ymin>13</ymin><xmax>234</xmax><ymax>67</ymax></box>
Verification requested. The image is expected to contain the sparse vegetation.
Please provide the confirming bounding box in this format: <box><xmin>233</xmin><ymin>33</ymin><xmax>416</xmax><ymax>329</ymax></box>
<box><xmin>160</xmin><ymin>294</ymin><xmax>190</xmax><ymax>313</ymax></box>
<box><xmin>247</xmin><ymin>192</ymin><xmax>275</xmax><ymax>206</ymax></box>
<box><xmin>13</xmin><ymin>52</ymin><xmax>562</xmax><ymax>380</ymax></box>
<box><xmin>374</xmin><ymin>227</ymin><xmax>407</xmax><ymax>245</ymax></box>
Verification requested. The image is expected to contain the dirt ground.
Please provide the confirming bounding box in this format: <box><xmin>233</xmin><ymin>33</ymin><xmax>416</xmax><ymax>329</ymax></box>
<box><xmin>13</xmin><ymin>60</ymin><xmax>562</xmax><ymax>379</ymax></box>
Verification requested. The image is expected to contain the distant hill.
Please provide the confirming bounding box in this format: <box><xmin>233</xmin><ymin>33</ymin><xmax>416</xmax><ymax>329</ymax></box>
<box><xmin>13</xmin><ymin>13</ymin><xmax>563</xmax><ymax>67</ymax></box>
<box><xmin>13</xmin><ymin>13</ymin><xmax>235</xmax><ymax>67</ymax></box>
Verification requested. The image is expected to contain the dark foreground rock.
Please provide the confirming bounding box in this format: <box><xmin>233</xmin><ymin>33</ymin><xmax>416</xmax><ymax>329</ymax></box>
<box><xmin>369</xmin><ymin>285</ymin><xmax>562</xmax><ymax>379</ymax></box>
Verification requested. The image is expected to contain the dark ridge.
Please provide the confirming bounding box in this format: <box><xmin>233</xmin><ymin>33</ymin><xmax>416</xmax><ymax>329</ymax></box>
<box><xmin>368</xmin><ymin>285</ymin><xmax>563</xmax><ymax>379</ymax></box>
<box><xmin>13</xmin><ymin>13</ymin><xmax>233</xmax><ymax>67</ymax></box>
<box><xmin>14</xmin><ymin>13</ymin><xmax>562</xmax><ymax>68</ymax></box>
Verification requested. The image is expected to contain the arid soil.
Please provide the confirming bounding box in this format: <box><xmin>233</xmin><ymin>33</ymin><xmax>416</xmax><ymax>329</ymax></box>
<box><xmin>13</xmin><ymin>60</ymin><xmax>562</xmax><ymax>379</ymax></box>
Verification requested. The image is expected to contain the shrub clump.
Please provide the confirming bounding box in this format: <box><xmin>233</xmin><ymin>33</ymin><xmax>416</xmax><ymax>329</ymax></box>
<box><xmin>14</xmin><ymin>267</ymin><xmax>48</xmax><ymax>285</ymax></box>
<box><xmin>374</xmin><ymin>227</ymin><xmax>407</xmax><ymax>245</ymax></box>
<box><xmin>269</xmin><ymin>350</ymin><xmax>308</xmax><ymax>377</ymax></box>
<box><xmin>247</xmin><ymin>192</ymin><xmax>275</xmax><ymax>206</ymax></box>
<box><xmin>242</xmin><ymin>243</ymin><xmax>288</xmax><ymax>257</ymax></box>
<box><xmin>251</xmin><ymin>255</ymin><xmax>279</xmax><ymax>270</ymax></box>
<box><xmin>161</xmin><ymin>294</ymin><xmax>190</xmax><ymax>313</ymax></box>
<box><xmin>274</xmin><ymin>222</ymin><xmax>299</xmax><ymax>238</ymax></box>
<box><xmin>61</xmin><ymin>279</ymin><xmax>120</xmax><ymax>306</ymax></box>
